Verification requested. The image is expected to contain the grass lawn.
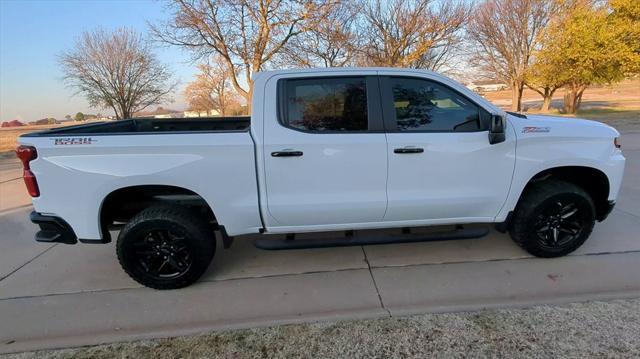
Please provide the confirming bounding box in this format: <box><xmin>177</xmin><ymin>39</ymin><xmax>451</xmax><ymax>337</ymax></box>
<box><xmin>573</xmin><ymin>107</ymin><xmax>640</xmax><ymax>125</ymax></box>
<box><xmin>483</xmin><ymin>78</ymin><xmax>640</xmax><ymax>103</ymax></box>
<box><xmin>0</xmin><ymin>121</ymin><xmax>103</xmax><ymax>154</ymax></box>
<box><xmin>0</xmin><ymin>125</ymin><xmax>58</xmax><ymax>153</ymax></box>
<box><xmin>524</xmin><ymin>107</ymin><xmax>640</xmax><ymax>133</ymax></box>
<box><xmin>575</xmin><ymin>107</ymin><xmax>640</xmax><ymax>132</ymax></box>
<box><xmin>575</xmin><ymin>107</ymin><xmax>640</xmax><ymax>120</ymax></box>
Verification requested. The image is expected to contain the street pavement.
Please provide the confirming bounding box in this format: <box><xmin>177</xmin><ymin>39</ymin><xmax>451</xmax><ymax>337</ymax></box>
<box><xmin>1</xmin><ymin>132</ymin><xmax>639</xmax><ymax>354</ymax></box>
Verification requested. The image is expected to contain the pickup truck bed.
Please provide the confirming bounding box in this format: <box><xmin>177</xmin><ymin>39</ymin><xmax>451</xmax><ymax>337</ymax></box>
<box><xmin>18</xmin><ymin>115</ymin><xmax>261</xmax><ymax>243</ymax></box>
<box><xmin>21</xmin><ymin>116</ymin><xmax>251</xmax><ymax>136</ymax></box>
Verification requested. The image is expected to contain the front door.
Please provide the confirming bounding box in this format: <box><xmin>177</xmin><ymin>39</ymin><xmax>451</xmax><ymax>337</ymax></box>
<box><xmin>263</xmin><ymin>76</ymin><xmax>388</xmax><ymax>228</ymax></box>
<box><xmin>381</xmin><ymin>76</ymin><xmax>516</xmax><ymax>222</ymax></box>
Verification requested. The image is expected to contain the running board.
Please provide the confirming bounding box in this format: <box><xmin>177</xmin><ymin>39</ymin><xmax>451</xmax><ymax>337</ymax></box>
<box><xmin>253</xmin><ymin>227</ymin><xmax>489</xmax><ymax>250</ymax></box>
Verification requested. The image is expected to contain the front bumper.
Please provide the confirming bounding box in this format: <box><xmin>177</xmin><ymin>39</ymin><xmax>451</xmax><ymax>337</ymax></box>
<box><xmin>30</xmin><ymin>211</ymin><xmax>78</xmax><ymax>244</ymax></box>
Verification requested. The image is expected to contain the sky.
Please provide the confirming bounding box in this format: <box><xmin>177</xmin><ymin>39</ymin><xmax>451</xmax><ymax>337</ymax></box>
<box><xmin>0</xmin><ymin>0</ymin><xmax>196</xmax><ymax>122</ymax></box>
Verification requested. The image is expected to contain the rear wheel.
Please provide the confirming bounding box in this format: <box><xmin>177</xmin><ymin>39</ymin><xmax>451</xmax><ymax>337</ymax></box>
<box><xmin>509</xmin><ymin>180</ymin><xmax>595</xmax><ymax>257</ymax></box>
<box><xmin>116</xmin><ymin>205</ymin><xmax>215</xmax><ymax>289</ymax></box>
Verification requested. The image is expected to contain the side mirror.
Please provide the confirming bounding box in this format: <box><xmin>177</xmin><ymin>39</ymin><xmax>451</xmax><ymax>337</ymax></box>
<box><xmin>489</xmin><ymin>115</ymin><xmax>505</xmax><ymax>145</ymax></box>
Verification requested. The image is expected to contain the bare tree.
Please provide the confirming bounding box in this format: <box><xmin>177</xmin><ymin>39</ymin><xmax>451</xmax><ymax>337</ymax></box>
<box><xmin>59</xmin><ymin>28</ymin><xmax>176</xmax><ymax>120</ymax></box>
<box><xmin>184</xmin><ymin>56</ymin><xmax>241</xmax><ymax>116</ymax></box>
<box><xmin>468</xmin><ymin>0</ymin><xmax>555</xmax><ymax>112</ymax></box>
<box><xmin>279</xmin><ymin>1</ymin><xmax>360</xmax><ymax>68</ymax></box>
<box><xmin>151</xmin><ymin>0</ymin><xmax>333</xmax><ymax>105</ymax></box>
<box><xmin>356</xmin><ymin>0</ymin><xmax>470</xmax><ymax>71</ymax></box>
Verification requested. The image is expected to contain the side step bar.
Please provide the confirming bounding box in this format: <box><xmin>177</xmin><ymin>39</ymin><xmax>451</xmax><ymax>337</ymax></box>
<box><xmin>253</xmin><ymin>227</ymin><xmax>489</xmax><ymax>250</ymax></box>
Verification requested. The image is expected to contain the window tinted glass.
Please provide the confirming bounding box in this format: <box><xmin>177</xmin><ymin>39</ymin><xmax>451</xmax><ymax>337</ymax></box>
<box><xmin>390</xmin><ymin>77</ymin><xmax>481</xmax><ymax>132</ymax></box>
<box><xmin>282</xmin><ymin>77</ymin><xmax>368</xmax><ymax>132</ymax></box>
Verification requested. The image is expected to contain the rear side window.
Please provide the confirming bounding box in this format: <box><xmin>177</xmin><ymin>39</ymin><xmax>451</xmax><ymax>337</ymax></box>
<box><xmin>389</xmin><ymin>77</ymin><xmax>481</xmax><ymax>132</ymax></box>
<box><xmin>280</xmin><ymin>77</ymin><xmax>368</xmax><ymax>132</ymax></box>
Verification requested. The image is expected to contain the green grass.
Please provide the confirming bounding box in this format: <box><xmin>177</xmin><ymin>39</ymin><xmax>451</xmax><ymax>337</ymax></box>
<box><xmin>527</xmin><ymin>106</ymin><xmax>640</xmax><ymax>119</ymax></box>
<box><xmin>570</xmin><ymin>107</ymin><xmax>640</xmax><ymax>132</ymax></box>
<box><xmin>525</xmin><ymin>107</ymin><xmax>640</xmax><ymax>132</ymax></box>
<box><xmin>574</xmin><ymin>107</ymin><xmax>640</xmax><ymax>121</ymax></box>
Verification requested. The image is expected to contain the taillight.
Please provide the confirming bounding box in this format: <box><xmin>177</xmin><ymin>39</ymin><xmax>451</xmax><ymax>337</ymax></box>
<box><xmin>15</xmin><ymin>145</ymin><xmax>39</xmax><ymax>197</ymax></box>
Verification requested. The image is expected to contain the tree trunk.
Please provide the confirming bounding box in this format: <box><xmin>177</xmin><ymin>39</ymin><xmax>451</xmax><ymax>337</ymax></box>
<box><xmin>541</xmin><ymin>95</ymin><xmax>552</xmax><ymax>112</ymax></box>
<box><xmin>525</xmin><ymin>84</ymin><xmax>558</xmax><ymax>113</ymax></box>
<box><xmin>576</xmin><ymin>88</ymin><xmax>585</xmax><ymax>111</ymax></box>
<box><xmin>110</xmin><ymin>105</ymin><xmax>121</xmax><ymax>120</ymax></box>
<box><xmin>563</xmin><ymin>83</ymin><xmax>586</xmax><ymax>114</ymax></box>
<box><xmin>541</xmin><ymin>87</ymin><xmax>557</xmax><ymax>112</ymax></box>
<box><xmin>245</xmin><ymin>86</ymin><xmax>253</xmax><ymax>114</ymax></box>
<box><xmin>119</xmin><ymin>103</ymin><xmax>131</xmax><ymax>120</ymax></box>
<box><xmin>510</xmin><ymin>80</ymin><xmax>524</xmax><ymax>111</ymax></box>
<box><xmin>562</xmin><ymin>92</ymin><xmax>574</xmax><ymax>114</ymax></box>
<box><xmin>220</xmin><ymin>87</ymin><xmax>226</xmax><ymax>116</ymax></box>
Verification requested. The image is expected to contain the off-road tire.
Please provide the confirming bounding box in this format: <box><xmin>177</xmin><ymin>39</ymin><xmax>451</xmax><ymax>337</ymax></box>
<box><xmin>116</xmin><ymin>205</ymin><xmax>215</xmax><ymax>289</ymax></box>
<box><xmin>509</xmin><ymin>180</ymin><xmax>595</xmax><ymax>258</ymax></box>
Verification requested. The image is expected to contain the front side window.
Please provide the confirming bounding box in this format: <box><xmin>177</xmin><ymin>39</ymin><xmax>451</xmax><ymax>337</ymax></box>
<box><xmin>390</xmin><ymin>77</ymin><xmax>481</xmax><ymax>132</ymax></box>
<box><xmin>281</xmin><ymin>77</ymin><xmax>368</xmax><ymax>132</ymax></box>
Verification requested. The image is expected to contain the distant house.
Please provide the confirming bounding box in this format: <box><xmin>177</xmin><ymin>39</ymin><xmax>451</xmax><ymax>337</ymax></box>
<box><xmin>134</xmin><ymin>106</ymin><xmax>184</xmax><ymax>119</ymax></box>
<box><xmin>1</xmin><ymin>120</ymin><xmax>24</xmax><ymax>127</ymax></box>
<box><xmin>30</xmin><ymin>118</ymin><xmax>57</xmax><ymax>125</ymax></box>
<box><xmin>466</xmin><ymin>80</ymin><xmax>508</xmax><ymax>92</ymax></box>
<box><xmin>152</xmin><ymin>112</ymin><xmax>186</xmax><ymax>119</ymax></box>
<box><xmin>184</xmin><ymin>109</ymin><xmax>221</xmax><ymax>118</ymax></box>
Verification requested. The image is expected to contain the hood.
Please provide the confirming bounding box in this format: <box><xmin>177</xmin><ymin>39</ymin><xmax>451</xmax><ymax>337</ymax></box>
<box><xmin>508</xmin><ymin>113</ymin><xmax>620</xmax><ymax>139</ymax></box>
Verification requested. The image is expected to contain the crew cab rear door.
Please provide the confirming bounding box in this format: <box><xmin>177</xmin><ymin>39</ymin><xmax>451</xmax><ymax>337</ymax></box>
<box><xmin>380</xmin><ymin>75</ymin><xmax>516</xmax><ymax>222</ymax></box>
<box><xmin>262</xmin><ymin>75</ymin><xmax>388</xmax><ymax>228</ymax></box>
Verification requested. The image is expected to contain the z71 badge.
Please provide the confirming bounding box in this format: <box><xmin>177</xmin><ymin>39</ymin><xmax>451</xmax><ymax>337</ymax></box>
<box><xmin>522</xmin><ymin>126</ymin><xmax>550</xmax><ymax>133</ymax></box>
<box><xmin>53</xmin><ymin>137</ymin><xmax>96</xmax><ymax>145</ymax></box>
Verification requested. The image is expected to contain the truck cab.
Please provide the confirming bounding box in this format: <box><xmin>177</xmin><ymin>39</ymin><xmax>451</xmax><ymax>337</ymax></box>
<box><xmin>253</xmin><ymin>69</ymin><xmax>515</xmax><ymax>232</ymax></box>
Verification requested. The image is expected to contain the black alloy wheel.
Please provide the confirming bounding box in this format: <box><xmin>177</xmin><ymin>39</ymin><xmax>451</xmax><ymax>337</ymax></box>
<box><xmin>132</xmin><ymin>228</ymin><xmax>193</xmax><ymax>280</ymax></box>
<box><xmin>509</xmin><ymin>180</ymin><xmax>595</xmax><ymax>257</ymax></box>
<box><xmin>117</xmin><ymin>205</ymin><xmax>215</xmax><ymax>289</ymax></box>
<box><xmin>532</xmin><ymin>199</ymin><xmax>588</xmax><ymax>249</ymax></box>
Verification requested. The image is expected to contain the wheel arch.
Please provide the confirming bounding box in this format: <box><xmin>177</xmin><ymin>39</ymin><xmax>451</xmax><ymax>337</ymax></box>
<box><xmin>98</xmin><ymin>185</ymin><xmax>217</xmax><ymax>242</ymax></box>
<box><xmin>517</xmin><ymin>166</ymin><xmax>610</xmax><ymax>221</ymax></box>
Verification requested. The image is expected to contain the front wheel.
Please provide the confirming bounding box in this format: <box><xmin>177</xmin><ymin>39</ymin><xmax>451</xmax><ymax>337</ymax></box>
<box><xmin>509</xmin><ymin>180</ymin><xmax>595</xmax><ymax>258</ymax></box>
<box><xmin>116</xmin><ymin>205</ymin><xmax>215</xmax><ymax>289</ymax></box>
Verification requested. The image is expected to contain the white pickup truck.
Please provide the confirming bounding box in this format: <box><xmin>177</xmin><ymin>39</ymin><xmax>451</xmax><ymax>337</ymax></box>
<box><xmin>17</xmin><ymin>68</ymin><xmax>625</xmax><ymax>289</ymax></box>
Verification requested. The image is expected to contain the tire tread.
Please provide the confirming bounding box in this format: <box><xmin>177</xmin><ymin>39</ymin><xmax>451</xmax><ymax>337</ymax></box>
<box><xmin>509</xmin><ymin>180</ymin><xmax>595</xmax><ymax>257</ymax></box>
<box><xmin>116</xmin><ymin>205</ymin><xmax>215</xmax><ymax>289</ymax></box>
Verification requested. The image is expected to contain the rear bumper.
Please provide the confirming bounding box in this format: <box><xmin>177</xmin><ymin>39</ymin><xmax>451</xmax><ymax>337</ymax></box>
<box><xmin>598</xmin><ymin>200</ymin><xmax>616</xmax><ymax>222</ymax></box>
<box><xmin>30</xmin><ymin>211</ymin><xmax>78</xmax><ymax>244</ymax></box>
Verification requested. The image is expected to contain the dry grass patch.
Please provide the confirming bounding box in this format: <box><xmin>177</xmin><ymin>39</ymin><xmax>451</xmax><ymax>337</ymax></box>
<box><xmin>0</xmin><ymin>125</ymin><xmax>59</xmax><ymax>153</ymax></box>
<box><xmin>483</xmin><ymin>78</ymin><xmax>640</xmax><ymax>103</ymax></box>
<box><xmin>6</xmin><ymin>299</ymin><xmax>640</xmax><ymax>359</ymax></box>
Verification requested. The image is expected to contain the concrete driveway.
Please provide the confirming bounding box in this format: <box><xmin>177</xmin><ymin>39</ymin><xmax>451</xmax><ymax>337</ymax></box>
<box><xmin>1</xmin><ymin>132</ymin><xmax>639</xmax><ymax>354</ymax></box>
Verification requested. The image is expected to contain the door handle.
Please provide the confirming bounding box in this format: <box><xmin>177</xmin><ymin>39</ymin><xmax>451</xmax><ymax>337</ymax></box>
<box><xmin>394</xmin><ymin>147</ymin><xmax>424</xmax><ymax>154</ymax></box>
<box><xmin>271</xmin><ymin>150</ymin><xmax>303</xmax><ymax>157</ymax></box>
